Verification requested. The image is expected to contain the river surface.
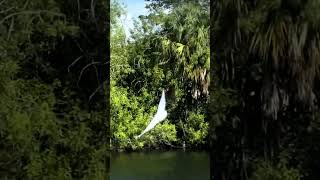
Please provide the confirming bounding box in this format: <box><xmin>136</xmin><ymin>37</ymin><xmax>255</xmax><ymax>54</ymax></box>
<box><xmin>110</xmin><ymin>150</ymin><xmax>209</xmax><ymax>180</ymax></box>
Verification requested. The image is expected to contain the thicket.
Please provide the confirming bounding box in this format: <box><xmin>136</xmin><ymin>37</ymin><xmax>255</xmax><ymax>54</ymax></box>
<box><xmin>0</xmin><ymin>0</ymin><xmax>108</xmax><ymax>178</ymax></box>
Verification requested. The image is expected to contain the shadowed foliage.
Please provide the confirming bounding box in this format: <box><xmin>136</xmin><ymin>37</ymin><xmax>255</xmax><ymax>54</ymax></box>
<box><xmin>209</xmin><ymin>0</ymin><xmax>320</xmax><ymax>179</ymax></box>
<box><xmin>0</xmin><ymin>0</ymin><xmax>109</xmax><ymax>179</ymax></box>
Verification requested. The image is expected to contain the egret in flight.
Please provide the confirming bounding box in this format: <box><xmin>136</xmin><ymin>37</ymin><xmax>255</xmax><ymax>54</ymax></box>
<box><xmin>136</xmin><ymin>90</ymin><xmax>167</xmax><ymax>139</ymax></box>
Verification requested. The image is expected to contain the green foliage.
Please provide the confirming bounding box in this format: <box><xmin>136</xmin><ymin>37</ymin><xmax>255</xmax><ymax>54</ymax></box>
<box><xmin>0</xmin><ymin>0</ymin><xmax>107</xmax><ymax>179</ymax></box>
<box><xmin>111</xmin><ymin>81</ymin><xmax>177</xmax><ymax>150</ymax></box>
<box><xmin>210</xmin><ymin>0</ymin><xmax>320</xmax><ymax>179</ymax></box>
<box><xmin>110</xmin><ymin>0</ymin><xmax>209</xmax><ymax>150</ymax></box>
<box><xmin>110</xmin><ymin>0</ymin><xmax>132</xmax><ymax>82</ymax></box>
<box><xmin>111</xmin><ymin>84</ymin><xmax>151</xmax><ymax>150</ymax></box>
<box><xmin>250</xmin><ymin>160</ymin><xmax>302</xmax><ymax>180</ymax></box>
<box><xmin>185</xmin><ymin>111</ymin><xmax>208</xmax><ymax>145</ymax></box>
<box><xmin>138</xmin><ymin>121</ymin><xmax>177</xmax><ymax>149</ymax></box>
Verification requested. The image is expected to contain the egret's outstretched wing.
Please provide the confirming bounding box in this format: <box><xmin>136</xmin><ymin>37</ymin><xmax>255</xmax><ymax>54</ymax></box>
<box><xmin>156</xmin><ymin>90</ymin><xmax>166</xmax><ymax>113</ymax></box>
<box><xmin>136</xmin><ymin>115</ymin><xmax>161</xmax><ymax>138</ymax></box>
<box><xmin>136</xmin><ymin>90</ymin><xmax>167</xmax><ymax>139</ymax></box>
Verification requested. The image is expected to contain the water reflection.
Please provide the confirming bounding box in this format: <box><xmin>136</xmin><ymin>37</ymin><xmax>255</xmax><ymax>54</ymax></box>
<box><xmin>110</xmin><ymin>150</ymin><xmax>209</xmax><ymax>180</ymax></box>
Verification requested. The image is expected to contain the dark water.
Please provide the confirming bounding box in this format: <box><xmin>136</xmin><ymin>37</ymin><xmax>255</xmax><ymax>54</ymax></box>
<box><xmin>110</xmin><ymin>150</ymin><xmax>209</xmax><ymax>180</ymax></box>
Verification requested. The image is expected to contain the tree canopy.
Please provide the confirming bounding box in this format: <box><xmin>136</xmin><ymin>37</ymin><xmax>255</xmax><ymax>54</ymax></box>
<box><xmin>0</xmin><ymin>0</ymin><xmax>108</xmax><ymax>178</ymax></box>
<box><xmin>209</xmin><ymin>0</ymin><xmax>320</xmax><ymax>179</ymax></box>
<box><xmin>110</xmin><ymin>0</ymin><xmax>209</xmax><ymax>150</ymax></box>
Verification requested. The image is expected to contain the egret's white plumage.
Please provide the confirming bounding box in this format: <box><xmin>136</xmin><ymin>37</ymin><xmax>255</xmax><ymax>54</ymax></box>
<box><xmin>136</xmin><ymin>90</ymin><xmax>167</xmax><ymax>139</ymax></box>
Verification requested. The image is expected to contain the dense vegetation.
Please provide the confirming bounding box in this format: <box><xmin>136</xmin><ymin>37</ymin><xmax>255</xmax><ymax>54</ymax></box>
<box><xmin>112</xmin><ymin>0</ymin><xmax>320</xmax><ymax>179</ymax></box>
<box><xmin>2</xmin><ymin>0</ymin><xmax>320</xmax><ymax>179</ymax></box>
<box><xmin>209</xmin><ymin>0</ymin><xmax>320</xmax><ymax>179</ymax></box>
<box><xmin>110</xmin><ymin>0</ymin><xmax>209</xmax><ymax>151</ymax></box>
<box><xmin>0</xmin><ymin>0</ymin><xmax>108</xmax><ymax>179</ymax></box>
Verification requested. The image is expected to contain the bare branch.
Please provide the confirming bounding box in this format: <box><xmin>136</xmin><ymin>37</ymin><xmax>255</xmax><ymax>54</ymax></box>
<box><xmin>0</xmin><ymin>0</ymin><xmax>7</xmax><ymax>7</ymax></box>
<box><xmin>0</xmin><ymin>10</ymin><xmax>65</xmax><ymax>24</ymax></box>
<box><xmin>74</xmin><ymin>39</ymin><xmax>86</xmax><ymax>54</ymax></box>
<box><xmin>77</xmin><ymin>0</ymin><xmax>80</xmax><ymax>21</ymax></box>
<box><xmin>89</xmin><ymin>83</ymin><xmax>103</xmax><ymax>102</ymax></box>
<box><xmin>68</xmin><ymin>55</ymin><xmax>83</xmax><ymax>72</ymax></box>
<box><xmin>77</xmin><ymin>61</ymin><xmax>101</xmax><ymax>86</ymax></box>
<box><xmin>22</xmin><ymin>0</ymin><xmax>30</xmax><ymax>9</ymax></box>
<box><xmin>7</xmin><ymin>17</ymin><xmax>14</xmax><ymax>40</ymax></box>
<box><xmin>159</xmin><ymin>59</ymin><xmax>170</xmax><ymax>65</ymax></box>
<box><xmin>0</xmin><ymin>7</ymin><xmax>14</xmax><ymax>14</ymax></box>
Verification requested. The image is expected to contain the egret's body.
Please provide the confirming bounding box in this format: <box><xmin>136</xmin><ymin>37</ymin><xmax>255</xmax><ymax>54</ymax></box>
<box><xmin>136</xmin><ymin>90</ymin><xmax>167</xmax><ymax>139</ymax></box>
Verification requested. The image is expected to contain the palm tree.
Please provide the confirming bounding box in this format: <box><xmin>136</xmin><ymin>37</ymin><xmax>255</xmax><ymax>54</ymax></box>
<box><xmin>210</xmin><ymin>0</ymin><xmax>320</xmax><ymax>179</ymax></box>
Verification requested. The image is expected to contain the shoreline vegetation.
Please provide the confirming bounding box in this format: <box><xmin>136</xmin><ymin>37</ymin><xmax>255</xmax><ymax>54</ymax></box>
<box><xmin>111</xmin><ymin>0</ymin><xmax>210</xmax><ymax>152</ymax></box>
<box><xmin>111</xmin><ymin>138</ymin><xmax>210</xmax><ymax>152</ymax></box>
<box><xmin>113</xmin><ymin>0</ymin><xmax>320</xmax><ymax>179</ymax></box>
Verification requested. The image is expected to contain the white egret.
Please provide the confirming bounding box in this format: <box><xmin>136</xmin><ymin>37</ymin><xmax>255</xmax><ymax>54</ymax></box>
<box><xmin>136</xmin><ymin>90</ymin><xmax>167</xmax><ymax>139</ymax></box>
